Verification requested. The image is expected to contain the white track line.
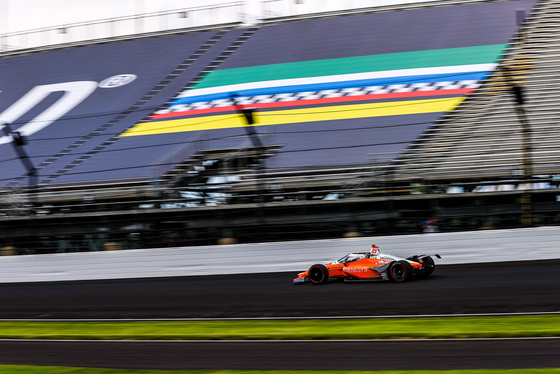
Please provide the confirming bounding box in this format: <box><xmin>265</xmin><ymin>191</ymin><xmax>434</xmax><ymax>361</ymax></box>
<box><xmin>1</xmin><ymin>337</ymin><xmax>559</xmax><ymax>343</ymax></box>
<box><xmin>1</xmin><ymin>311</ymin><xmax>559</xmax><ymax>322</ymax></box>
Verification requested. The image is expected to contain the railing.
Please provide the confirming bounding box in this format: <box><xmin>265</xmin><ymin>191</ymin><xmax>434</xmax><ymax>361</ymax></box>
<box><xmin>149</xmin><ymin>134</ymin><xmax>206</xmax><ymax>186</ymax></box>
<box><xmin>0</xmin><ymin>2</ymin><xmax>244</xmax><ymax>53</ymax></box>
<box><xmin>2</xmin><ymin>175</ymin><xmax>560</xmax><ymax>254</ymax></box>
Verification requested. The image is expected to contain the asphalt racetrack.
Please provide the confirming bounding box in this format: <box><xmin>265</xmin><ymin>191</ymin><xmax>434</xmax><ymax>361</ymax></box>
<box><xmin>1</xmin><ymin>261</ymin><xmax>559</xmax><ymax>319</ymax></box>
<box><xmin>1</xmin><ymin>261</ymin><xmax>560</xmax><ymax>370</ymax></box>
<box><xmin>2</xmin><ymin>338</ymin><xmax>560</xmax><ymax>371</ymax></box>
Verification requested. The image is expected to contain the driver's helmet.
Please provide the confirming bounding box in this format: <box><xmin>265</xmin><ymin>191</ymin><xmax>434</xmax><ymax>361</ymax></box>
<box><xmin>370</xmin><ymin>244</ymin><xmax>379</xmax><ymax>255</ymax></box>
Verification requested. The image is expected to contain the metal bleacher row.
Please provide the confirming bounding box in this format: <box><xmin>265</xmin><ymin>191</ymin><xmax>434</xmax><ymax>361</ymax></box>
<box><xmin>395</xmin><ymin>0</ymin><xmax>560</xmax><ymax>184</ymax></box>
<box><xmin>0</xmin><ymin>0</ymin><xmax>544</xmax><ymax>215</ymax></box>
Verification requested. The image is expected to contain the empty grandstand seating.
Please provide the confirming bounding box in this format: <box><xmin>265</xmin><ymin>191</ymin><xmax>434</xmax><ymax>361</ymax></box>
<box><xmin>0</xmin><ymin>0</ymin><xmax>537</xmax><ymax>194</ymax></box>
<box><xmin>2</xmin><ymin>0</ymin><xmax>555</xmax><ymax>250</ymax></box>
<box><xmin>396</xmin><ymin>0</ymin><xmax>560</xmax><ymax>184</ymax></box>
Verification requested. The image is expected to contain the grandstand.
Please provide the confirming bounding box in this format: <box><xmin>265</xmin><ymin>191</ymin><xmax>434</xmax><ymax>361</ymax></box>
<box><xmin>1</xmin><ymin>0</ymin><xmax>555</xmax><ymax>254</ymax></box>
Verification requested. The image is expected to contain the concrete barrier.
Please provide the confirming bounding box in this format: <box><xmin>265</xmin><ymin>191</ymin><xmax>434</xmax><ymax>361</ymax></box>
<box><xmin>0</xmin><ymin>226</ymin><xmax>558</xmax><ymax>283</ymax></box>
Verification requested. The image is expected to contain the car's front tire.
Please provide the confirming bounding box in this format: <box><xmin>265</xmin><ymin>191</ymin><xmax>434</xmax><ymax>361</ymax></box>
<box><xmin>308</xmin><ymin>264</ymin><xmax>329</xmax><ymax>285</ymax></box>
<box><xmin>388</xmin><ymin>261</ymin><xmax>413</xmax><ymax>282</ymax></box>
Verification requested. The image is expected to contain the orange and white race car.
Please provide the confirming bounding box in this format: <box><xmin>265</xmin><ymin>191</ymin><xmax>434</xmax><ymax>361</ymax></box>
<box><xmin>293</xmin><ymin>245</ymin><xmax>440</xmax><ymax>284</ymax></box>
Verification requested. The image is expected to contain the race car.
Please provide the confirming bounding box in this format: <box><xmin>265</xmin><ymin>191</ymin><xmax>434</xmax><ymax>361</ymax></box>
<box><xmin>293</xmin><ymin>250</ymin><xmax>440</xmax><ymax>284</ymax></box>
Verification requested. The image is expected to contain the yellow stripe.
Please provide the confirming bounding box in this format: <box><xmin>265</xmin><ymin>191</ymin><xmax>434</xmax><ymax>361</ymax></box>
<box><xmin>121</xmin><ymin>97</ymin><xmax>464</xmax><ymax>137</ymax></box>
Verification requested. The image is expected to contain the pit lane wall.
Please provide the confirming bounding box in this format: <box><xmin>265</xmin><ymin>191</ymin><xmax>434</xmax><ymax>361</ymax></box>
<box><xmin>0</xmin><ymin>226</ymin><xmax>558</xmax><ymax>283</ymax></box>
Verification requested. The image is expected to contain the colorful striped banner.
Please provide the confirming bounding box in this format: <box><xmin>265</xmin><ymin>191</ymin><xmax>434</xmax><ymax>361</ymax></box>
<box><xmin>191</xmin><ymin>44</ymin><xmax>506</xmax><ymax>90</ymax></box>
<box><xmin>124</xmin><ymin>44</ymin><xmax>505</xmax><ymax>138</ymax></box>
<box><xmin>122</xmin><ymin>97</ymin><xmax>464</xmax><ymax>137</ymax></box>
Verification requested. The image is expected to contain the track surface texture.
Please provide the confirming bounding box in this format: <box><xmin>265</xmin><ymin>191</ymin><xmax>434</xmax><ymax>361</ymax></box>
<box><xmin>2</xmin><ymin>339</ymin><xmax>560</xmax><ymax>370</ymax></box>
<box><xmin>1</xmin><ymin>261</ymin><xmax>560</xmax><ymax>370</ymax></box>
<box><xmin>0</xmin><ymin>261</ymin><xmax>559</xmax><ymax>319</ymax></box>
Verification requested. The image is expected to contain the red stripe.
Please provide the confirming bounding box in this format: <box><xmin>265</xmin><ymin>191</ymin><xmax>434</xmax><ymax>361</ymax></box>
<box><xmin>149</xmin><ymin>88</ymin><xmax>473</xmax><ymax>120</ymax></box>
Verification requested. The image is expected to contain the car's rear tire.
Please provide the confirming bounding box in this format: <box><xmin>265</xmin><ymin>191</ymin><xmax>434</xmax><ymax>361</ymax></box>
<box><xmin>421</xmin><ymin>256</ymin><xmax>435</xmax><ymax>277</ymax></box>
<box><xmin>388</xmin><ymin>261</ymin><xmax>413</xmax><ymax>282</ymax></box>
<box><xmin>308</xmin><ymin>264</ymin><xmax>329</xmax><ymax>285</ymax></box>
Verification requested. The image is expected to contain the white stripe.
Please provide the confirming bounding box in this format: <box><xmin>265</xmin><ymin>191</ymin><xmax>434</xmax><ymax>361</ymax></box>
<box><xmin>0</xmin><ymin>337</ymin><xmax>558</xmax><ymax>343</ymax></box>
<box><xmin>2</xmin><ymin>311</ymin><xmax>559</xmax><ymax>322</ymax></box>
<box><xmin>178</xmin><ymin>63</ymin><xmax>497</xmax><ymax>99</ymax></box>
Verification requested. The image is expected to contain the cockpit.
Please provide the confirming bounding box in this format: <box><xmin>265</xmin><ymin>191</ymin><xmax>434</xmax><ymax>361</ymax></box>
<box><xmin>334</xmin><ymin>252</ymin><xmax>370</xmax><ymax>264</ymax></box>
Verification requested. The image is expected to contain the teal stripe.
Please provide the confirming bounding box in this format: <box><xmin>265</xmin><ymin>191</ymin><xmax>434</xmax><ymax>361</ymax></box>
<box><xmin>195</xmin><ymin>44</ymin><xmax>507</xmax><ymax>89</ymax></box>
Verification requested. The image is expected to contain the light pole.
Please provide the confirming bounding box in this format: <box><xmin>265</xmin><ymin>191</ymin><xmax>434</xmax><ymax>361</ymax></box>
<box><xmin>1</xmin><ymin>122</ymin><xmax>37</xmax><ymax>212</ymax></box>
<box><xmin>229</xmin><ymin>94</ymin><xmax>265</xmax><ymax>205</ymax></box>
<box><xmin>509</xmin><ymin>8</ymin><xmax>532</xmax><ymax>227</ymax></box>
<box><xmin>509</xmin><ymin>82</ymin><xmax>532</xmax><ymax>227</ymax></box>
<box><xmin>229</xmin><ymin>94</ymin><xmax>266</xmax><ymax>240</ymax></box>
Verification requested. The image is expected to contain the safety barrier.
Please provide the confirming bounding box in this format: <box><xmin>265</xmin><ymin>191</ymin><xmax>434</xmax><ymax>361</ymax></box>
<box><xmin>0</xmin><ymin>226</ymin><xmax>558</xmax><ymax>283</ymax></box>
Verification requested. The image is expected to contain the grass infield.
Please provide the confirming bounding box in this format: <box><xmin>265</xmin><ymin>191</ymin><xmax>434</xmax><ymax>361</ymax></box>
<box><xmin>0</xmin><ymin>315</ymin><xmax>558</xmax><ymax>340</ymax></box>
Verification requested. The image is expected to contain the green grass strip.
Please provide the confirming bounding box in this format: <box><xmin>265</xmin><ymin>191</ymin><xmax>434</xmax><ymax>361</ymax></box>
<box><xmin>0</xmin><ymin>315</ymin><xmax>559</xmax><ymax>340</ymax></box>
<box><xmin>1</xmin><ymin>368</ymin><xmax>560</xmax><ymax>374</ymax></box>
